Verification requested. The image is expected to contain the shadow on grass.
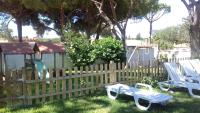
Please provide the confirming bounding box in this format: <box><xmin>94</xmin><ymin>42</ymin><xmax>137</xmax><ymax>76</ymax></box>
<box><xmin>2</xmin><ymin>89</ymin><xmax>200</xmax><ymax>113</ymax></box>
<box><xmin>3</xmin><ymin>91</ymin><xmax>111</xmax><ymax>113</ymax></box>
<box><xmin>108</xmin><ymin>91</ymin><xmax>200</xmax><ymax>113</ymax></box>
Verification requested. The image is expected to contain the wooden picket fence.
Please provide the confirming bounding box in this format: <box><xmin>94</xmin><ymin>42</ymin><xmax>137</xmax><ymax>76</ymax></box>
<box><xmin>0</xmin><ymin>58</ymin><xmax>189</xmax><ymax>107</ymax></box>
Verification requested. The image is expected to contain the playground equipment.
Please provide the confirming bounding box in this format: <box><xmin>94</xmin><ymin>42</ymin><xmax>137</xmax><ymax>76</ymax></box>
<box><xmin>34</xmin><ymin>59</ymin><xmax>49</xmax><ymax>79</ymax></box>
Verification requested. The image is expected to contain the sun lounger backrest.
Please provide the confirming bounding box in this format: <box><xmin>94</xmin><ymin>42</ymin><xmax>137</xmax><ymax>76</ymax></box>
<box><xmin>164</xmin><ymin>62</ymin><xmax>184</xmax><ymax>82</ymax></box>
<box><xmin>189</xmin><ymin>59</ymin><xmax>200</xmax><ymax>74</ymax></box>
<box><xmin>179</xmin><ymin>60</ymin><xmax>197</xmax><ymax>76</ymax></box>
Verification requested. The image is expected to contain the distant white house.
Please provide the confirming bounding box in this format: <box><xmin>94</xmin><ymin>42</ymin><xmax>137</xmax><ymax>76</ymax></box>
<box><xmin>126</xmin><ymin>39</ymin><xmax>158</xmax><ymax>67</ymax></box>
<box><xmin>159</xmin><ymin>43</ymin><xmax>191</xmax><ymax>59</ymax></box>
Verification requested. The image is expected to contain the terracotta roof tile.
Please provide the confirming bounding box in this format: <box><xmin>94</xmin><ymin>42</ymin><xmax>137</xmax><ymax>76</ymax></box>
<box><xmin>0</xmin><ymin>42</ymin><xmax>34</xmax><ymax>54</ymax></box>
<box><xmin>35</xmin><ymin>42</ymin><xmax>65</xmax><ymax>53</ymax></box>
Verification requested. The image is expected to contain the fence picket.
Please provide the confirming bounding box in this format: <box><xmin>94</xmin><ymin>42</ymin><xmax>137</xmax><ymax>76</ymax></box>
<box><xmin>74</xmin><ymin>67</ymin><xmax>78</xmax><ymax>97</ymax></box>
<box><xmin>129</xmin><ymin>66</ymin><xmax>132</xmax><ymax>85</ymax></box>
<box><xmin>68</xmin><ymin>68</ymin><xmax>72</xmax><ymax>97</ymax></box>
<box><xmin>100</xmin><ymin>64</ymin><xmax>104</xmax><ymax>86</ymax></box>
<box><xmin>85</xmin><ymin>66</ymin><xmax>89</xmax><ymax>94</ymax></box>
<box><xmin>42</xmin><ymin>69</ymin><xmax>47</xmax><ymax>103</ymax></box>
<box><xmin>80</xmin><ymin>66</ymin><xmax>83</xmax><ymax>96</ymax></box>
<box><xmin>5</xmin><ymin>71</ymin><xmax>11</xmax><ymax>106</ymax></box>
<box><xmin>49</xmin><ymin>69</ymin><xmax>54</xmax><ymax>101</ymax></box>
<box><xmin>95</xmin><ymin>65</ymin><xmax>99</xmax><ymax>90</ymax></box>
<box><xmin>34</xmin><ymin>68</ymin><xmax>39</xmax><ymax>103</ymax></box>
<box><xmin>27</xmin><ymin>69</ymin><xmax>32</xmax><ymax>105</ymax></box>
<box><xmin>56</xmin><ymin>69</ymin><xmax>60</xmax><ymax>99</ymax></box>
<box><xmin>22</xmin><ymin>68</ymin><xmax>27</xmax><ymax>105</ymax></box>
<box><xmin>105</xmin><ymin>64</ymin><xmax>108</xmax><ymax>84</ymax></box>
<box><xmin>62</xmin><ymin>69</ymin><xmax>66</xmax><ymax>99</ymax></box>
<box><xmin>122</xmin><ymin>62</ymin><xmax>125</xmax><ymax>82</ymax></box>
<box><xmin>90</xmin><ymin>65</ymin><xmax>94</xmax><ymax>93</ymax></box>
<box><xmin>130</xmin><ymin>66</ymin><xmax>134</xmax><ymax>85</ymax></box>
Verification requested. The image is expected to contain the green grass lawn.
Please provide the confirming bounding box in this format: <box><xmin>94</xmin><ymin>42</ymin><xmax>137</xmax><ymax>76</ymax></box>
<box><xmin>0</xmin><ymin>88</ymin><xmax>200</xmax><ymax>113</ymax></box>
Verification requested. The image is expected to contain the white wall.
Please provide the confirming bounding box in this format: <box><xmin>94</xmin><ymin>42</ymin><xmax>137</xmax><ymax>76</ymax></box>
<box><xmin>126</xmin><ymin>47</ymin><xmax>156</xmax><ymax>67</ymax></box>
<box><xmin>5</xmin><ymin>55</ymin><xmax>25</xmax><ymax>70</ymax></box>
<box><xmin>42</xmin><ymin>53</ymin><xmax>64</xmax><ymax>68</ymax></box>
<box><xmin>159</xmin><ymin>48</ymin><xmax>191</xmax><ymax>59</ymax></box>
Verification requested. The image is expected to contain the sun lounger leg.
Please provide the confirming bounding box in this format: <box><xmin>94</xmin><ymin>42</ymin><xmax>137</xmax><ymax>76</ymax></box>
<box><xmin>188</xmin><ymin>88</ymin><xmax>200</xmax><ymax>98</ymax></box>
<box><xmin>158</xmin><ymin>82</ymin><xmax>171</xmax><ymax>91</ymax></box>
<box><xmin>106</xmin><ymin>87</ymin><xmax>119</xmax><ymax>100</ymax></box>
<box><xmin>134</xmin><ymin>96</ymin><xmax>151</xmax><ymax>111</ymax></box>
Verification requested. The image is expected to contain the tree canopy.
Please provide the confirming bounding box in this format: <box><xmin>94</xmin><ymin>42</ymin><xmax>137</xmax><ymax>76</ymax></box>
<box><xmin>0</xmin><ymin>0</ymin><xmax>47</xmax><ymax>41</ymax></box>
<box><xmin>153</xmin><ymin>23</ymin><xmax>190</xmax><ymax>49</ymax></box>
<box><xmin>144</xmin><ymin>0</ymin><xmax>170</xmax><ymax>42</ymax></box>
<box><xmin>0</xmin><ymin>0</ymin><xmax>167</xmax><ymax>43</ymax></box>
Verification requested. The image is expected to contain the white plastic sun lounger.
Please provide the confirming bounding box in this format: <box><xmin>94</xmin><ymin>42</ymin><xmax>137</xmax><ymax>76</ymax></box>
<box><xmin>106</xmin><ymin>83</ymin><xmax>172</xmax><ymax>111</ymax></box>
<box><xmin>189</xmin><ymin>59</ymin><xmax>200</xmax><ymax>75</ymax></box>
<box><xmin>158</xmin><ymin>62</ymin><xmax>200</xmax><ymax>98</ymax></box>
<box><xmin>179</xmin><ymin>60</ymin><xmax>200</xmax><ymax>82</ymax></box>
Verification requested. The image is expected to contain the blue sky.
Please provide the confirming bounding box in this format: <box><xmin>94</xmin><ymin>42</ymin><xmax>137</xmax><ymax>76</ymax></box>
<box><xmin>8</xmin><ymin>0</ymin><xmax>188</xmax><ymax>38</ymax></box>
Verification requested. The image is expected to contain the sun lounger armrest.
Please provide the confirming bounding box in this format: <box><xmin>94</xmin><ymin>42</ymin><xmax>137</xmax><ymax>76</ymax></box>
<box><xmin>135</xmin><ymin>83</ymin><xmax>153</xmax><ymax>92</ymax></box>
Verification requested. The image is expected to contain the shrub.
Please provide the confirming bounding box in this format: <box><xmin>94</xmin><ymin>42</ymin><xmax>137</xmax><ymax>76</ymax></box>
<box><xmin>141</xmin><ymin>76</ymin><xmax>158</xmax><ymax>88</ymax></box>
<box><xmin>63</xmin><ymin>33</ymin><xmax>125</xmax><ymax>66</ymax></box>
<box><xmin>63</xmin><ymin>31</ymin><xmax>95</xmax><ymax>66</ymax></box>
<box><xmin>92</xmin><ymin>37</ymin><xmax>126</xmax><ymax>63</ymax></box>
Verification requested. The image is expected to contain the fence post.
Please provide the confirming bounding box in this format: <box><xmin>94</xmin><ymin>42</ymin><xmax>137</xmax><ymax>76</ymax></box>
<box><xmin>26</xmin><ymin>68</ymin><xmax>32</xmax><ymax>105</ymax></box>
<box><xmin>22</xmin><ymin>68</ymin><xmax>27</xmax><ymax>105</ymax></box>
<box><xmin>5</xmin><ymin>71</ymin><xmax>12</xmax><ymax>106</ymax></box>
<box><xmin>109</xmin><ymin>61</ymin><xmax>116</xmax><ymax>84</ymax></box>
<box><xmin>0</xmin><ymin>73</ymin><xmax>2</xmax><ymax>94</ymax></box>
<box><xmin>34</xmin><ymin>67</ymin><xmax>40</xmax><ymax>104</ymax></box>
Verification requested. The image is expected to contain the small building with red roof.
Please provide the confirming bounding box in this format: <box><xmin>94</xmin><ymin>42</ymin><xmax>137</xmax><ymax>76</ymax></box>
<box><xmin>0</xmin><ymin>42</ymin><xmax>66</xmax><ymax>73</ymax></box>
<box><xmin>0</xmin><ymin>42</ymin><xmax>34</xmax><ymax>73</ymax></box>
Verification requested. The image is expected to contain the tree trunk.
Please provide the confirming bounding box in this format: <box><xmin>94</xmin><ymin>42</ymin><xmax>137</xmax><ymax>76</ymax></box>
<box><xmin>60</xmin><ymin>4</ymin><xmax>65</xmax><ymax>42</ymax></box>
<box><xmin>149</xmin><ymin>21</ymin><xmax>153</xmax><ymax>43</ymax></box>
<box><xmin>190</xmin><ymin>1</ymin><xmax>200</xmax><ymax>58</ymax></box>
<box><xmin>190</xmin><ymin>25</ymin><xmax>200</xmax><ymax>58</ymax></box>
<box><xmin>182</xmin><ymin>0</ymin><xmax>200</xmax><ymax>58</ymax></box>
<box><xmin>95</xmin><ymin>20</ymin><xmax>102</xmax><ymax>40</ymax></box>
<box><xmin>121</xmin><ymin>29</ymin><xmax>127</xmax><ymax>62</ymax></box>
<box><xmin>16</xmin><ymin>18</ymin><xmax>22</xmax><ymax>42</ymax></box>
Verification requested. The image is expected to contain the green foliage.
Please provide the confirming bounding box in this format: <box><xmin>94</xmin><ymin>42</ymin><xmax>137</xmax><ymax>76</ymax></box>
<box><xmin>141</xmin><ymin>76</ymin><xmax>158</xmax><ymax>88</ymax></box>
<box><xmin>0</xmin><ymin>13</ymin><xmax>13</xmax><ymax>40</ymax></box>
<box><xmin>63</xmin><ymin>31</ymin><xmax>94</xmax><ymax>66</ymax></box>
<box><xmin>135</xmin><ymin>33</ymin><xmax>142</xmax><ymax>40</ymax></box>
<box><xmin>63</xmin><ymin>33</ymin><xmax>125</xmax><ymax>66</ymax></box>
<box><xmin>153</xmin><ymin>36</ymin><xmax>173</xmax><ymax>50</ymax></box>
<box><xmin>145</xmin><ymin>0</ymin><xmax>170</xmax><ymax>14</ymax></box>
<box><xmin>0</xmin><ymin>23</ymin><xmax>12</xmax><ymax>40</ymax></box>
<box><xmin>153</xmin><ymin>23</ymin><xmax>190</xmax><ymax>50</ymax></box>
<box><xmin>92</xmin><ymin>37</ymin><xmax>125</xmax><ymax>63</ymax></box>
